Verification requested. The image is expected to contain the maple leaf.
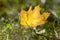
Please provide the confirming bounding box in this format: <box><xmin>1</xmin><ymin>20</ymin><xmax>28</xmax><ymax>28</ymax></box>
<box><xmin>20</xmin><ymin>5</ymin><xmax>50</xmax><ymax>28</ymax></box>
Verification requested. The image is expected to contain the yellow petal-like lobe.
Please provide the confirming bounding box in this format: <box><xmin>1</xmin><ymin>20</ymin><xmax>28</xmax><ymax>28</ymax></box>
<box><xmin>20</xmin><ymin>10</ymin><xmax>27</xmax><ymax>26</ymax></box>
<box><xmin>20</xmin><ymin>5</ymin><xmax>50</xmax><ymax>28</ymax></box>
<box><xmin>42</xmin><ymin>12</ymin><xmax>50</xmax><ymax>20</ymax></box>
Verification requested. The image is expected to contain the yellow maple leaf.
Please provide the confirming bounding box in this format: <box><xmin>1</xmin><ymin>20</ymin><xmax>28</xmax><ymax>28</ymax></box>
<box><xmin>20</xmin><ymin>5</ymin><xmax>50</xmax><ymax>28</ymax></box>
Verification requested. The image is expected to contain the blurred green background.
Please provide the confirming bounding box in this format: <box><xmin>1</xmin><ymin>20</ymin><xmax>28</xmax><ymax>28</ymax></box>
<box><xmin>0</xmin><ymin>0</ymin><xmax>60</xmax><ymax>40</ymax></box>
